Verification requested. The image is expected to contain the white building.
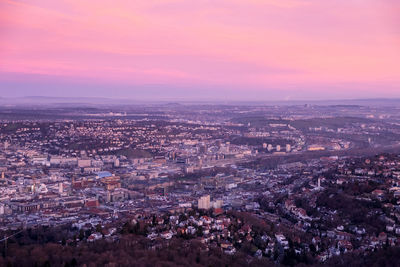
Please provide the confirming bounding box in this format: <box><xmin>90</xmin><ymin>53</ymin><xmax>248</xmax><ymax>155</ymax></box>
<box><xmin>212</xmin><ymin>199</ymin><xmax>223</xmax><ymax>209</ymax></box>
<box><xmin>286</xmin><ymin>144</ymin><xmax>291</xmax><ymax>152</ymax></box>
<box><xmin>78</xmin><ymin>159</ymin><xmax>92</xmax><ymax>168</ymax></box>
<box><xmin>198</xmin><ymin>195</ymin><xmax>211</xmax><ymax>210</ymax></box>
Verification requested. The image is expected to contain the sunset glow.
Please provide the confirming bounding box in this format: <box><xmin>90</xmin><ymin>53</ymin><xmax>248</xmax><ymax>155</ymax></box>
<box><xmin>1</xmin><ymin>0</ymin><xmax>399</xmax><ymax>100</ymax></box>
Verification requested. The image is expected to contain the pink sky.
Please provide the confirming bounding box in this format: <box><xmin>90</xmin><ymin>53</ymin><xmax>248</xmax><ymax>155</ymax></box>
<box><xmin>0</xmin><ymin>0</ymin><xmax>399</xmax><ymax>100</ymax></box>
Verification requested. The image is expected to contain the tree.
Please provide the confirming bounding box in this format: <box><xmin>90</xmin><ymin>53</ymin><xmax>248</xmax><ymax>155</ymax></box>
<box><xmin>79</xmin><ymin>229</ymin><xmax>84</xmax><ymax>240</ymax></box>
<box><xmin>95</xmin><ymin>224</ymin><xmax>102</xmax><ymax>233</ymax></box>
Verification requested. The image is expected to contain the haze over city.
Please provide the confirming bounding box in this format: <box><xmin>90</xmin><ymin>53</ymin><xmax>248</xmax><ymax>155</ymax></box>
<box><xmin>1</xmin><ymin>0</ymin><xmax>399</xmax><ymax>100</ymax></box>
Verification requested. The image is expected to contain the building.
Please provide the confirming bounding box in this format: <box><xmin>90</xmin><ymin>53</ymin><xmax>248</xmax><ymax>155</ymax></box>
<box><xmin>267</xmin><ymin>144</ymin><xmax>273</xmax><ymax>152</ymax></box>
<box><xmin>198</xmin><ymin>195</ymin><xmax>211</xmax><ymax>210</ymax></box>
<box><xmin>199</xmin><ymin>145</ymin><xmax>208</xmax><ymax>154</ymax></box>
<box><xmin>212</xmin><ymin>199</ymin><xmax>223</xmax><ymax>209</ymax></box>
<box><xmin>59</xmin><ymin>182</ymin><xmax>63</xmax><ymax>194</ymax></box>
<box><xmin>114</xmin><ymin>158</ymin><xmax>120</xmax><ymax>167</ymax></box>
<box><xmin>78</xmin><ymin>159</ymin><xmax>92</xmax><ymax>168</ymax></box>
<box><xmin>286</xmin><ymin>144</ymin><xmax>291</xmax><ymax>152</ymax></box>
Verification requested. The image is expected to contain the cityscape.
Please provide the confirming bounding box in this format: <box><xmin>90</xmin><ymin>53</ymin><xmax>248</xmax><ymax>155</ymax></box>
<box><xmin>0</xmin><ymin>102</ymin><xmax>400</xmax><ymax>265</ymax></box>
<box><xmin>1</xmin><ymin>0</ymin><xmax>400</xmax><ymax>266</ymax></box>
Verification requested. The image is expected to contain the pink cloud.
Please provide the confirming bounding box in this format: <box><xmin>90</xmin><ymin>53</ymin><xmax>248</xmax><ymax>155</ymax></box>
<box><xmin>0</xmin><ymin>0</ymin><xmax>399</xmax><ymax>98</ymax></box>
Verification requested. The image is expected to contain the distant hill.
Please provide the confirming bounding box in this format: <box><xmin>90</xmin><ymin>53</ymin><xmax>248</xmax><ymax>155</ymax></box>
<box><xmin>1</xmin><ymin>96</ymin><xmax>400</xmax><ymax>107</ymax></box>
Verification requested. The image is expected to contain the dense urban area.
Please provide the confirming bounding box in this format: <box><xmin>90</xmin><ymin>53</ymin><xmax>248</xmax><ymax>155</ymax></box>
<box><xmin>1</xmin><ymin>101</ymin><xmax>400</xmax><ymax>266</ymax></box>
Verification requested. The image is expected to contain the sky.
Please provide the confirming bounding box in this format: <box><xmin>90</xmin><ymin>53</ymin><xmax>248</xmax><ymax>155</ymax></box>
<box><xmin>0</xmin><ymin>0</ymin><xmax>399</xmax><ymax>101</ymax></box>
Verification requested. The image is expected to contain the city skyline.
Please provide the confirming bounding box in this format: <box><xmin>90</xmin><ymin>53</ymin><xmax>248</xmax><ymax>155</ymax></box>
<box><xmin>1</xmin><ymin>0</ymin><xmax>399</xmax><ymax>100</ymax></box>
<box><xmin>2</xmin><ymin>2</ymin><xmax>400</xmax><ymax>265</ymax></box>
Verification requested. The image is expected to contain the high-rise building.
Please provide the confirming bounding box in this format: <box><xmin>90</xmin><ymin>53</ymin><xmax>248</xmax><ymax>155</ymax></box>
<box><xmin>59</xmin><ymin>183</ymin><xmax>63</xmax><ymax>194</ymax></box>
<box><xmin>114</xmin><ymin>158</ymin><xmax>120</xmax><ymax>167</ymax></box>
<box><xmin>263</xmin><ymin>143</ymin><xmax>267</xmax><ymax>149</ymax></box>
<box><xmin>198</xmin><ymin>195</ymin><xmax>211</xmax><ymax>210</ymax></box>
<box><xmin>286</xmin><ymin>144</ymin><xmax>291</xmax><ymax>152</ymax></box>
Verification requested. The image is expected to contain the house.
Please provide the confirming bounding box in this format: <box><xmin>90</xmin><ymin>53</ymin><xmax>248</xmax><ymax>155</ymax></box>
<box><xmin>336</xmin><ymin>231</ymin><xmax>352</xmax><ymax>241</ymax></box>
<box><xmin>370</xmin><ymin>236</ymin><xmax>379</xmax><ymax>247</ymax></box>
<box><xmin>386</xmin><ymin>225</ymin><xmax>394</xmax><ymax>232</ymax></box>
<box><xmin>102</xmin><ymin>227</ymin><xmax>117</xmax><ymax>237</ymax></box>
<box><xmin>372</xmin><ymin>189</ymin><xmax>385</xmax><ymax>198</ymax></box>
<box><xmin>396</xmin><ymin>227</ymin><xmax>400</xmax><ymax>235</ymax></box>
<box><xmin>275</xmin><ymin>234</ymin><xmax>289</xmax><ymax>247</ymax></box>
<box><xmin>87</xmin><ymin>232</ymin><xmax>102</xmax><ymax>242</ymax></box>
<box><xmin>220</xmin><ymin>241</ymin><xmax>232</xmax><ymax>249</ymax></box>
<box><xmin>378</xmin><ymin>232</ymin><xmax>387</xmax><ymax>243</ymax></box>
<box><xmin>337</xmin><ymin>240</ymin><xmax>353</xmax><ymax>252</ymax></box>
<box><xmin>160</xmin><ymin>231</ymin><xmax>173</xmax><ymax>240</ymax></box>
<box><xmin>224</xmin><ymin>246</ymin><xmax>236</xmax><ymax>255</ymax></box>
